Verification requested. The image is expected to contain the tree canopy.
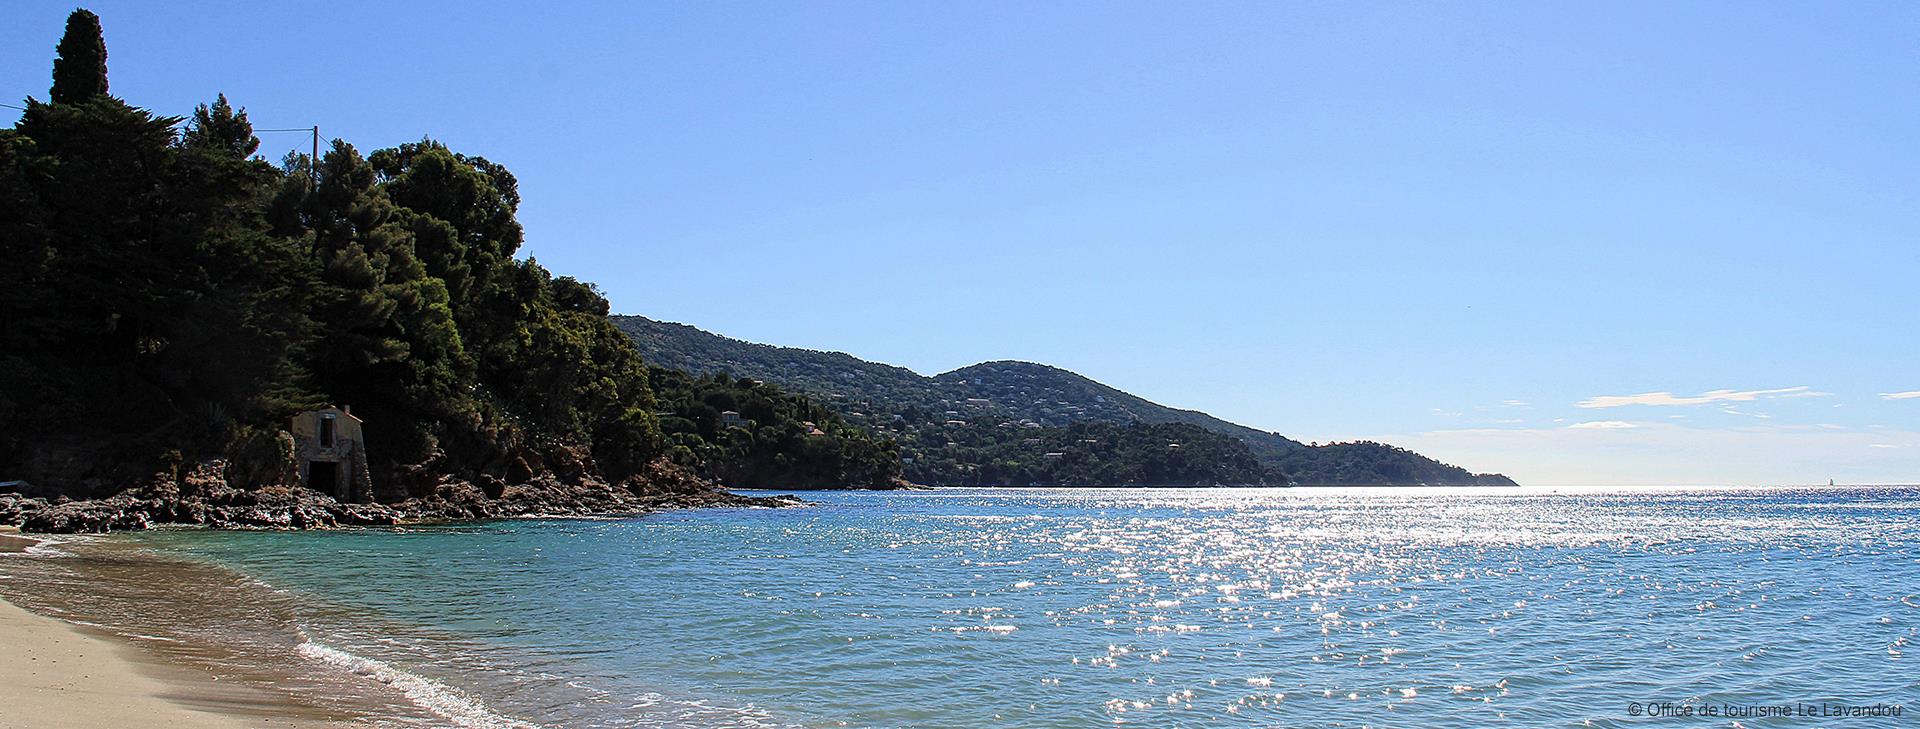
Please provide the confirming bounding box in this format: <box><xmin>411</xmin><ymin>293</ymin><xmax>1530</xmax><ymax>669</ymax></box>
<box><xmin>0</xmin><ymin>10</ymin><xmax>901</xmax><ymax>497</ymax></box>
<box><xmin>50</xmin><ymin>9</ymin><xmax>108</xmax><ymax>104</ymax></box>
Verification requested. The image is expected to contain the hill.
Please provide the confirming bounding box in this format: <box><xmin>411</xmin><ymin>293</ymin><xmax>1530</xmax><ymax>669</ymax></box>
<box><xmin>0</xmin><ymin>9</ymin><xmax>902</xmax><ymax>528</ymax></box>
<box><xmin>933</xmin><ymin>361</ymin><xmax>1306</xmax><ymax>463</ymax></box>
<box><xmin>612</xmin><ymin>316</ymin><xmax>1516</xmax><ymax>486</ymax></box>
<box><xmin>618</xmin><ymin>318</ymin><xmax>1299</xmax><ymax>451</ymax></box>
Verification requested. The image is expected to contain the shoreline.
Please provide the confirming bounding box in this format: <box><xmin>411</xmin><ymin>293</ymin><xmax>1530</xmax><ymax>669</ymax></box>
<box><xmin>0</xmin><ymin>531</ymin><xmax>342</xmax><ymax>728</ymax></box>
<box><xmin>0</xmin><ymin>595</ymin><xmax>337</xmax><ymax>728</ymax></box>
<box><xmin>3</xmin><ymin>475</ymin><xmax>807</xmax><ymax>534</ymax></box>
<box><xmin>0</xmin><ymin>531</ymin><xmax>415</xmax><ymax>728</ymax></box>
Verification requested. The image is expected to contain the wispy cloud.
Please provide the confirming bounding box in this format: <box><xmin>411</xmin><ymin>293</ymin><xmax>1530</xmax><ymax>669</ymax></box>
<box><xmin>1374</xmin><ymin>422</ymin><xmax>1920</xmax><ymax>486</ymax></box>
<box><xmin>1577</xmin><ymin>386</ymin><xmax>1816</xmax><ymax>409</ymax></box>
<box><xmin>1569</xmin><ymin>420</ymin><xmax>1638</xmax><ymax>430</ymax></box>
<box><xmin>1501</xmin><ymin>400</ymin><xmax>1529</xmax><ymax>407</ymax></box>
<box><xmin>1881</xmin><ymin>390</ymin><xmax>1920</xmax><ymax>401</ymax></box>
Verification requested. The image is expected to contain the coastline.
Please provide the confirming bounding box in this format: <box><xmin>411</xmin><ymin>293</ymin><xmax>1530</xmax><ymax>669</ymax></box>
<box><xmin>0</xmin><ymin>531</ymin><xmax>343</xmax><ymax>728</ymax></box>
<box><xmin>0</xmin><ymin>595</ymin><xmax>337</xmax><ymax>728</ymax></box>
<box><xmin>0</xmin><ymin>530</ymin><xmax>433</xmax><ymax>728</ymax></box>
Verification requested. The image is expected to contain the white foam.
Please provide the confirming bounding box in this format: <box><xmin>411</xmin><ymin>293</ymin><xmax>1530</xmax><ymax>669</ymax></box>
<box><xmin>295</xmin><ymin>639</ymin><xmax>540</xmax><ymax>729</ymax></box>
<box><xmin>1</xmin><ymin>534</ymin><xmax>87</xmax><ymax>558</ymax></box>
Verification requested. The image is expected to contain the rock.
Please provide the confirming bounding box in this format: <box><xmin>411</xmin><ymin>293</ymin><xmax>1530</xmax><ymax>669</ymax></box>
<box><xmin>506</xmin><ymin>456</ymin><xmax>535</xmax><ymax>485</ymax></box>
<box><xmin>0</xmin><ymin>493</ymin><xmax>50</xmax><ymax>526</ymax></box>
<box><xmin>15</xmin><ymin>473</ymin><xmax>404</xmax><ymax>533</ymax></box>
<box><xmin>22</xmin><ymin>500</ymin><xmax>149</xmax><ymax>534</ymax></box>
<box><xmin>15</xmin><ymin>447</ymin><xmax>796</xmax><ymax>534</ymax></box>
<box><xmin>179</xmin><ymin>460</ymin><xmax>228</xmax><ymax>498</ymax></box>
<box><xmin>478</xmin><ymin>473</ymin><xmax>508</xmax><ymax>499</ymax></box>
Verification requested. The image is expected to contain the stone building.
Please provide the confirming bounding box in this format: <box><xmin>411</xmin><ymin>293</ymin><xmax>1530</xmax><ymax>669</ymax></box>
<box><xmin>289</xmin><ymin>406</ymin><xmax>373</xmax><ymax>502</ymax></box>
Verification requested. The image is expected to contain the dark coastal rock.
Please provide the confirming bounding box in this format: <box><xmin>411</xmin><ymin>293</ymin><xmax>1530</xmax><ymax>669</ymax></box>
<box><xmin>14</xmin><ymin>455</ymin><xmax>798</xmax><ymax>534</ymax></box>
<box><xmin>22</xmin><ymin>501</ymin><xmax>151</xmax><ymax>533</ymax></box>
<box><xmin>0</xmin><ymin>493</ymin><xmax>52</xmax><ymax>527</ymax></box>
<box><xmin>387</xmin><ymin>459</ymin><xmax>797</xmax><ymax>521</ymax></box>
<box><xmin>17</xmin><ymin>479</ymin><xmax>404</xmax><ymax>533</ymax></box>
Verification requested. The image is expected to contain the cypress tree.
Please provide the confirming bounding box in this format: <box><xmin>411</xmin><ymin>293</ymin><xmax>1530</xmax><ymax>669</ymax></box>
<box><xmin>51</xmin><ymin>9</ymin><xmax>109</xmax><ymax>104</ymax></box>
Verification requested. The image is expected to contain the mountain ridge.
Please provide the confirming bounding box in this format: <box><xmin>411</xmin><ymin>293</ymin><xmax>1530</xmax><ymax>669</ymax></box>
<box><xmin>929</xmin><ymin>360</ymin><xmax>1308</xmax><ymax>463</ymax></box>
<box><xmin>612</xmin><ymin>315</ymin><xmax>1515</xmax><ymax>486</ymax></box>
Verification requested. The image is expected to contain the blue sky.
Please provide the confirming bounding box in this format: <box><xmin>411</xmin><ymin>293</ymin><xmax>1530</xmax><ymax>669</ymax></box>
<box><xmin>6</xmin><ymin>2</ymin><xmax>1917</xmax><ymax>485</ymax></box>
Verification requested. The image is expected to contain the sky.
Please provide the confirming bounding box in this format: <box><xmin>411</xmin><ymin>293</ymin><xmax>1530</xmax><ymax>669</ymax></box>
<box><xmin>6</xmin><ymin>1</ymin><xmax>1918</xmax><ymax>486</ymax></box>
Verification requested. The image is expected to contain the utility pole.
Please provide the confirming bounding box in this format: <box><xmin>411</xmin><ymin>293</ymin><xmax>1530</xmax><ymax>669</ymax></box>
<box><xmin>255</xmin><ymin>125</ymin><xmax>322</xmax><ymax>187</ymax></box>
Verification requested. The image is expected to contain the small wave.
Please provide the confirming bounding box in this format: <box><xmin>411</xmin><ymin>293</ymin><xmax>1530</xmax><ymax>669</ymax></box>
<box><xmin>949</xmin><ymin>624</ymin><xmax>1018</xmax><ymax>634</ymax></box>
<box><xmin>296</xmin><ymin>639</ymin><xmax>540</xmax><ymax>729</ymax></box>
<box><xmin>2</xmin><ymin>534</ymin><xmax>89</xmax><ymax>558</ymax></box>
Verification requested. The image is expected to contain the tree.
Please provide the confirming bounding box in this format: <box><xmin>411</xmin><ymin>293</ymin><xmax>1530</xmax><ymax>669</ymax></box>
<box><xmin>5</xmin><ymin>9</ymin><xmax>909</xmax><ymax>498</ymax></box>
<box><xmin>51</xmin><ymin>9</ymin><xmax>108</xmax><ymax>105</ymax></box>
<box><xmin>298</xmin><ymin>141</ymin><xmax>471</xmax><ymax>465</ymax></box>
<box><xmin>182</xmin><ymin>94</ymin><xmax>260</xmax><ymax>158</ymax></box>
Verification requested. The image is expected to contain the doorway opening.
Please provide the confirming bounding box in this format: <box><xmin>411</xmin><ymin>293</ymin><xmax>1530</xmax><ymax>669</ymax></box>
<box><xmin>307</xmin><ymin>461</ymin><xmax>339</xmax><ymax>497</ymax></box>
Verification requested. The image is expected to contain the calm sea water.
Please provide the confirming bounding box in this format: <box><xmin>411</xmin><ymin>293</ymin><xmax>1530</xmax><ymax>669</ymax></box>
<box><xmin>77</xmin><ymin>488</ymin><xmax>1920</xmax><ymax>726</ymax></box>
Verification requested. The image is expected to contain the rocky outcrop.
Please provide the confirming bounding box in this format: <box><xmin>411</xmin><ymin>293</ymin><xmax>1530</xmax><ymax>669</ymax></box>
<box><xmin>0</xmin><ymin>493</ymin><xmax>52</xmax><ymax>527</ymax></box>
<box><xmin>17</xmin><ymin>464</ymin><xmax>401</xmax><ymax>533</ymax></box>
<box><xmin>7</xmin><ymin>456</ymin><xmax>799</xmax><ymax>534</ymax></box>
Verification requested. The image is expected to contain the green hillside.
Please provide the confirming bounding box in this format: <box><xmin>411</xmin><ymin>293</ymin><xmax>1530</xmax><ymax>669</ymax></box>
<box><xmin>612</xmin><ymin>316</ymin><xmax>1516</xmax><ymax>486</ymax></box>
<box><xmin>0</xmin><ymin>12</ymin><xmax>901</xmax><ymax>501</ymax></box>
<box><xmin>933</xmin><ymin>361</ymin><xmax>1306</xmax><ymax>463</ymax></box>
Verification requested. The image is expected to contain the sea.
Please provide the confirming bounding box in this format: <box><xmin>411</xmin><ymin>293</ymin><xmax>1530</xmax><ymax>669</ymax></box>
<box><xmin>2</xmin><ymin>486</ymin><xmax>1916</xmax><ymax>728</ymax></box>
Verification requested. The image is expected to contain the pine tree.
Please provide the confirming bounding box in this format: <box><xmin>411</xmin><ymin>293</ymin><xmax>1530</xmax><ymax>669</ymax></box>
<box><xmin>50</xmin><ymin>9</ymin><xmax>109</xmax><ymax>105</ymax></box>
<box><xmin>182</xmin><ymin>94</ymin><xmax>260</xmax><ymax>158</ymax></box>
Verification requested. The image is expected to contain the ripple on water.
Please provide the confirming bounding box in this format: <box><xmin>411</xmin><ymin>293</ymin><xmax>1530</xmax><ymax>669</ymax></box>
<box><xmin>19</xmin><ymin>485</ymin><xmax>1917</xmax><ymax>729</ymax></box>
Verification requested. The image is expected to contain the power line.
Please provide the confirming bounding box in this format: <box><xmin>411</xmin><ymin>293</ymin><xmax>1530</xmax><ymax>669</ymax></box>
<box><xmin>1</xmin><ymin>102</ymin><xmax>319</xmax><ymax>185</ymax></box>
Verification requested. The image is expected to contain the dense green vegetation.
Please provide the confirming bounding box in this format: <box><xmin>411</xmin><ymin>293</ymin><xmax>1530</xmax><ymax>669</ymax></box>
<box><xmin>615</xmin><ymin>316</ymin><xmax>1518</xmax><ymax>486</ymax></box>
<box><xmin>0</xmin><ymin>11</ymin><xmax>899</xmax><ymax>496</ymax></box>
<box><xmin>903</xmin><ymin>421</ymin><xmax>1269</xmax><ymax>486</ymax></box>
<box><xmin>649</xmin><ymin>369</ymin><xmax>900</xmax><ymax>488</ymax></box>
<box><xmin>1264</xmin><ymin>441</ymin><xmax>1499</xmax><ymax>486</ymax></box>
<box><xmin>616</xmin><ymin>316</ymin><xmax>1304</xmax><ymax>459</ymax></box>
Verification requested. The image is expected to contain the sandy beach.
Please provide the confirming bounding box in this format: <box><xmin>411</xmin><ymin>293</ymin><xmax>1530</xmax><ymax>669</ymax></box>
<box><xmin>0</xmin><ymin>531</ymin><xmax>343</xmax><ymax>729</ymax></box>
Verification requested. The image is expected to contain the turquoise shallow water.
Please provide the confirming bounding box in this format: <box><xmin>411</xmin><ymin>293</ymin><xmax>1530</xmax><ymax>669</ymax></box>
<box><xmin>122</xmin><ymin>487</ymin><xmax>1919</xmax><ymax>728</ymax></box>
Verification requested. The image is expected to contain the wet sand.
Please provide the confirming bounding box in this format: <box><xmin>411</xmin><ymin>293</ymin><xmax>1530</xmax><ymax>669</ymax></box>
<box><xmin>0</xmin><ymin>531</ymin><xmax>33</xmax><ymax>554</ymax></box>
<box><xmin>0</xmin><ymin>531</ymin><xmax>374</xmax><ymax>729</ymax></box>
<box><xmin>0</xmin><ymin>595</ymin><xmax>335</xmax><ymax>728</ymax></box>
